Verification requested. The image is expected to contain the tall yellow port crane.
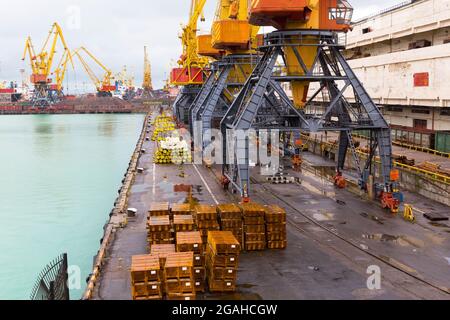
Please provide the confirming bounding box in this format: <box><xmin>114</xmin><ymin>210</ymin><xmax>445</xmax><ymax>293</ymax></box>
<box><xmin>171</xmin><ymin>0</ymin><xmax>211</xmax><ymax>122</ymax></box>
<box><xmin>190</xmin><ymin>0</ymin><xmax>260</xmax><ymax>143</ymax></box>
<box><xmin>73</xmin><ymin>47</ymin><xmax>116</xmax><ymax>97</ymax></box>
<box><xmin>22</xmin><ymin>22</ymin><xmax>72</xmax><ymax>106</ymax></box>
<box><xmin>142</xmin><ymin>45</ymin><xmax>154</xmax><ymax>99</ymax></box>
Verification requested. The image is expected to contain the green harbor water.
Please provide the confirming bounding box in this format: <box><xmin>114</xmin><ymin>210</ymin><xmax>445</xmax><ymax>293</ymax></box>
<box><xmin>0</xmin><ymin>113</ymin><xmax>145</xmax><ymax>300</ymax></box>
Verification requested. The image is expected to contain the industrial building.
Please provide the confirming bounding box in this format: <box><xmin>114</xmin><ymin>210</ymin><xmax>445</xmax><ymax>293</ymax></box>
<box><xmin>344</xmin><ymin>0</ymin><xmax>450</xmax><ymax>151</ymax></box>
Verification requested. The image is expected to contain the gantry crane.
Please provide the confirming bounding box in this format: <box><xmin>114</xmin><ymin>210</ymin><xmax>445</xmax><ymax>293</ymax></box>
<box><xmin>189</xmin><ymin>0</ymin><xmax>261</xmax><ymax>147</ymax></box>
<box><xmin>22</xmin><ymin>22</ymin><xmax>72</xmax><ymax>107</ymax></box>
<box><xmin>141</xmin><ymin>46</ymin><xmax>154</xmax><ymax>99</ymax></box>
<box><xmin>73</xmin><ymin>47</ymin><xmax>116</xmax><ymax>97</ymax></box>
<box><xmin>220</xmin><ymin>0</ymin><xmax>401</xmax><ymax>213</ymax></box>
<box><xmin>171</xmin><ymin>0</ymin><xmax>210</xmax><ymax>123</ymax></box>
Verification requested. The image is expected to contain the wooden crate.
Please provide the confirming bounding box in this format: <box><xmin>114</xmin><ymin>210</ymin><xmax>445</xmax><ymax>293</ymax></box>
<box><xmin>207</xmin><ymin>231</ymin><xmax>241</xmax><ymax>255</ymax></box>
<box><xmin>267</xmin><ymin>240</ymin><xmax>287</xmax><ymax>249</ymax></box>
<box><xmin>176</xmin><ymin>232</ymin><xmax>202</xmax><ymax>253</ymax></box>
<box><xmin>208</xmin><ymin>279</ymin><xmax>236</xmax><ymax>293</ymax></box>
<box><xmin>166</xmin><ymin>293</ymin><xmax>196</xmax><ymax>301</ymax></box>
<box><xmin>193</xmin><ymin>267</ymin><xmax>206</xmax><ymax>280</ymax></box>
<box><xmin>150</xmin><ymin>244</ymin><xmax>176</xmax><ymax>267</ymax></box>
<box><xmin>221</xmin><ymin>219</ymin><xmax>243</xmax><ymax>229</ymax></box>
<box><xmin>193</xmin><ymin>254</ymin><xmax>205</xmax><ymax>267</ymax></box>
<box><xmin>217</xmin><ymin>204</ymin><xmax>242</xmax><ymax>220</ymax></box>
<box><xmin>149</xmin><ymin>202</ymin><xmax>170</xmax><ymax>217</ymax></box>
<box><xmin>243</xmin><ymin>216</ymin><xmax>265</xmax><ymax>225</ymax></box>
<box><xmin>245</xmin><ymin>233</ymin><xmax>266</xmax><ymax>242</ymax></box>
<box><xmin>147</xmin><ymin>231</ymin><xmax>174</xmax><ymax>240</ymax></box>
<box><xmin>132</xmin><ymin>282</ymin><xmax>162</xmax><ymax>299</ymax></box>
<box><xmin>172</xmin><ymin>203</ymin><xmax>192</xmax><ymax>215</ymax></box>
<box><xmin>164</xmin><ymin>252</ymin><xmax>194</xmax><ymax>279</ymax></box>
<box><xmin>206</xmin><ymin>264</ymin><xmax>237</xmax><ymax>281</ymax></box>
<box><xmin>266</xmin><ymin>223</ymin><xmax>286</xmax><ymax>233</ymax></box>
<box><xmin>206</xmin><ymin>246</ymin><xmax>239</xmax><ymax>268</ymax></box>
<box><xmin>147</xmin><ymin>216</ymin><xmax>171</xmax><ymax>232</ymax></box>
<box><xmin>194</xmin><ymin>279</ymin><xmax>206</xmax><ymax>293</ymax></box>
<box><xmin>244</xmin><ymin>225</ymin><xmax>265</xmax><ymax>233</ymax></box>
<box><xmin>165</xmin><ymin>279</ymin><xmax>195</xmax><ymax>294</ymax></box>
<box><xmin>131</xmin><ymin>255</ymin><xmax>161</xmax><ymax>284</ymax></box>
<box><xmin>197</xmin><ymin>220</ymin><xmax>220</xmax><ymax>230</ymax></box>
<box><xmin>265</xmin><ymin>205</ymin><xmax>287</xmax><ymax>224</ymax></box>
<box><xmin>266</xmin><ymin>231</ymin><xmax>287</xmax><ymax>241</ymax></box>
<box><xmin>239</xmin><ymin>203</ymin><xmax>266</xmax><ymax>217</ymax></box>
<box><xmin>173</xmin><ymin>215</ymin><xmax>195</xmax><ymax>232</ymax></box>
<box><xmin>194</xmin><ymin>204</ymin><xmax>218</xmax><ymax>221</ymax></box>
<box><xmin>245</xmin><ymin>242</ymin><xmax>266</xmax><ymax>251</ymax></box>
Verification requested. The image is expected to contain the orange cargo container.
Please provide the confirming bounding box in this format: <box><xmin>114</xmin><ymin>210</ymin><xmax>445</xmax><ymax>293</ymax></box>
<box><xmin>100</xmin><ymin>85</ymin><xmax>116</xmax><ymax>92</ymax></box>
<box><xmin>30</xmin><ymin>74</ymin><xmax>48</xmax><ymax>84</ymax></box>
<box><xmin>212</xmin><ymin>20</ymin><xmax>251</xmax><ymax>50</ymax></box>
<box><xmin>170</xmin><ymin>67</ymin><xmax>204</xmax><ymax>85</ymax></box>
<box><xmin>197</xmin><ymin>35</ymin><xmax>222</xmax><ymax>58</ymax></box>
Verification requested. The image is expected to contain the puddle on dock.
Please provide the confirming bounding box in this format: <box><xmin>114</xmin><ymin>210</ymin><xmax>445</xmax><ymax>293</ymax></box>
<box><xmin>313</xmin><ymin>213</ymin><xmax>335</xmax><ymax>222</ymax></box>
<box><xmin>362</xmin><ymin>234</ymin><xmax>425</xmax><ymax>248</ymax></box>
<box><xmin>301</xmin><ymin>179</ymin><xmax>336</xmax><ymax>198</ymax></box>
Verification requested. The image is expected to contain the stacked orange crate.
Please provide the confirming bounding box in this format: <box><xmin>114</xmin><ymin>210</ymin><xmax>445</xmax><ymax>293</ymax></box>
<box><xmin>171</xmin><ymin>203</ymin><xmax>192</xmax><ymax>216</ymax></box>
<box><xmin>149</xmin><ymin>202</ymin><xmax>170</xmax><ymax>217</ymax></box>
<box><xmin>206</xmin><ymin>231</ymin><xmax>240</xmax><ymax>293</ymax></box>
<box><xmin>240</xmin><ymin>203</ymin><xmax>267</xmax><ymax>251</ymax></box>
<box><xmin>147</xmin><ymin>216</ymin><xmax>173</xmax><ymax>246</ymax></box>
<box><xmin>130</xmin><ymin>255</ymin><xmax>162</xmax><ymax>300</ymax></box>
<box><xmin>194</xmin><ymin>205</ymin><xmax>220</xmax><ymax>248</ymax></box>
<box><xmin>217</xmin><ymin>204</ymin><xmax>243</xmax><ymax>246</ymax></box>
<box><xmin>163</xmin><ymin>252</ymin><xmax>196</xmax><ymax>300</ymax></box>
<box><xmin>150</xmin><ymin>244</ymin><xmax>176</xmax><ymax>267</ymax></box>
<box><xmin>173</xmin><ymin>215</ymin><xmax>195</xmax><ymax>232</ymax></box>
<box><xmin>176</xmin><ymin>232</ymin><xmax>206</xmax><ymax>293</ymax></box>
<box><xmin>265</xmin><ymin>205</ymin><xmax>287</xmax><ymax>249</ymax></box>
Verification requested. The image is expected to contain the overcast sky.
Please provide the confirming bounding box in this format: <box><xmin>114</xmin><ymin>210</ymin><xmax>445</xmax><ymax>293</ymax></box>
<box><xmin>0</xmin><ymin>0</ymin><xmax>404</xmax><ymax>92</ymax></box>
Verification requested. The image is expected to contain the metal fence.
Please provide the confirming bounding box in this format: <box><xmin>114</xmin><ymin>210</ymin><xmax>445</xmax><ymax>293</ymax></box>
<box><xmin>30</xmin><ymin>253</ymin><xmax>70</xmax><ymax>300</ymax></box>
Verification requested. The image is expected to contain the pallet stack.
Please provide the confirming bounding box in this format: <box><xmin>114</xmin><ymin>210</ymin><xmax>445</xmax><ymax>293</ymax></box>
<box><xmin>163</xmin><ymin>252</ymin><xmax>196</xmax><ymax>300</ymax></box>
<box><xmin>206</xmin><ymin>231</ymin><xmax>240</xmax><ymax>293</ymax></box>
<box><xmin>171</xmin><ymin>203</ymin><xmax>192</xmax><ymax>216</ymax></box>
<box><xmin>265</xmin><ymin>205</ymin><xmax>287</xmax><ymax>249</ymax></box>
<box><xmin>217</xmin><ymin>204</ymin><xmax>243</xmax><ymax>246</ymax></box>
<box><xmin>130</xmin><ymin>255</ymin><xmax>162</xmax><ymax>300</ymax></box>
<box><xmin>147</xmin><ymin>216</ymin><xmax>173</xmax><ymax>246</ymax></box>
<box><xmin>176</xmin><ymin>232</ymin><xmax>206</xmax><ymax>293</ymax></box>
<box><xmin>149</xmin><ymin>202</ymin><xmax>170</xmax><ymax>217</ymax></box>
<box><xmin>194</xmin><ymin>205</ymin><xmax>220</xmax><ymax>247</ymax></box>
<box><xmin>150</xmin><ymin>244</ymin><xmax>176</xmax><ymax>267</ymax></box>
<box><xmin>173</xmin><ymin>215</ymin><xmax>195</xmax><ymax>232</ymax></box>
<box><xmin>240</xmin><ymin>203</ymin><xmax>267</xmax><ymax>251</ymax></box>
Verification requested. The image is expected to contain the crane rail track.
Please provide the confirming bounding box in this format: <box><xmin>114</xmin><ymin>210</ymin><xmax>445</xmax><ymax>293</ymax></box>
<box><xmin>249</xmin><ymin>176</ymin><xmax>450</xmax><ymax>296</ymax></box>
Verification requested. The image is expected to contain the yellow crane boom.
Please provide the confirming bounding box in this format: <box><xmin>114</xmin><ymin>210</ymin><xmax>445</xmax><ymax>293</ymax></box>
<box><xmin>170</xmin><ymin>0</ymin><xmax>210</xmax><ymax>86</ymax></box>
<box><xmin>73</xmin><ymin>47</ymin><xmax>115</xmax><ymax>96</ymax></box>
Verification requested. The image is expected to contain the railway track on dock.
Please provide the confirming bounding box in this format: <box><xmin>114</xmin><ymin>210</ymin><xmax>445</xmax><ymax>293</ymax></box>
<box><xmin>249</xmin><ymin>176</ymin><xmax>450</xmax><ymax>297</ymax></box>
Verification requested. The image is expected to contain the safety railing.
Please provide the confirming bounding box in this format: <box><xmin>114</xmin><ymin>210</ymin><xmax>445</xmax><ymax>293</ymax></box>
<box><xmin>352</xmin><ymin>133</ymin><xmax>450</xmax><ymax>159</ymax></box>
<box><xmin>302</xmin><ymin>134</ymin><xmax>450</xmax><ymax>186</ymax></box>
